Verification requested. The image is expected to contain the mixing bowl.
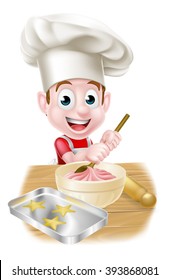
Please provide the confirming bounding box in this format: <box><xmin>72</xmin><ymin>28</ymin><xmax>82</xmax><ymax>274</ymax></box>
<box><xmin>55</xmin><ymin>162</ymin><xmax>126</xmax><ymax>208</ymax></box>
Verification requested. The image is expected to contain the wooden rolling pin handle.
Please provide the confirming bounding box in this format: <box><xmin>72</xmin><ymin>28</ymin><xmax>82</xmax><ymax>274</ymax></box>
<box><xmin>124</xmin><ymin>176</ymin><xmax>157</xmax><ymax>207</ymax></box>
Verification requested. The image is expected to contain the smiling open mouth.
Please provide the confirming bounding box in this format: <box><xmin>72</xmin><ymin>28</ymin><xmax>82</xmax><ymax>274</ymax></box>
<box><xmin>66</xmin><ymin>117</ymin><xmax>91</xmax><ymax>131</ymax></box>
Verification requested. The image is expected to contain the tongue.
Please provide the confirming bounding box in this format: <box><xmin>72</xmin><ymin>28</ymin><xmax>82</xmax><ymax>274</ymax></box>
<box><xmin>71</xmin><ymin>124</ymin><xmax>85</xmax><ymax>131</ymax></box>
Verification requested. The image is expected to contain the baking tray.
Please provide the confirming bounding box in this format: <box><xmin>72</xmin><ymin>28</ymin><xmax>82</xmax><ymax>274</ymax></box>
<box><xmin>8</xmin><ymin>187</ymin><xmax>108</xmax><ymax>244</ymax></box>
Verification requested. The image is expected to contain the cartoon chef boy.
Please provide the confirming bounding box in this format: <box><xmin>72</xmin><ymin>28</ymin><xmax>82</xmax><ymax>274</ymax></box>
<box><xmin>21</xmin><ymin>14</ymin><xmax>133</xmax><ymax>164</ymax></box>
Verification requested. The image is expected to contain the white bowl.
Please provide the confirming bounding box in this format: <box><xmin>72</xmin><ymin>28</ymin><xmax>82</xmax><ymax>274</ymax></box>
<box><xmin>55</xmin><ymin>162</ymin><xmax>126</xmax><ymax>208</ymax></box>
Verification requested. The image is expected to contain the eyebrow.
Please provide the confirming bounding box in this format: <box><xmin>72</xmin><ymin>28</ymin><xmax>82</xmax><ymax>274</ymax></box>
<box><xmin>87</xmin><ymin>80</ymin><xmax>101</xmax><ymax>91</ymax></box>
<box><xmin>56</xmin><ymin>80</ymin><xmax>72</xmax><ymax>92</ymax></box>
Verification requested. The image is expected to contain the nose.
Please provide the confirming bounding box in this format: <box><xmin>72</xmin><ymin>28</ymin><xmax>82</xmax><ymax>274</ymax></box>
<box><xmin>76</xmin><ymin>104</ymin><xmax>90</xmax><ymax>117</ymax></box>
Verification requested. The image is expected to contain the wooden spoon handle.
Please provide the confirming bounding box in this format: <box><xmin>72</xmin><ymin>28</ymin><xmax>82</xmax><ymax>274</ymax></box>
<box><xmin>88</xmin><ymin>162</ymin><xmax>96</xmax><ymax>168</ymax></box>
<box><xmin>114</xmin><ymin>114</ymin><xmax>130</xmax><ymax>132</ymax></box>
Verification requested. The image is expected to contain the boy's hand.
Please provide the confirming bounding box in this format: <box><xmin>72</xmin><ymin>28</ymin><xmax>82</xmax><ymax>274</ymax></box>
<box><xmin>85</xmin><ymin>143</ymin><xmax>110</xmax><ymax>164</ymax></box>
<box><xmin>100</xmin><ymin>130</ymin><xmax>122</xmax><ymax>151</ymax></box>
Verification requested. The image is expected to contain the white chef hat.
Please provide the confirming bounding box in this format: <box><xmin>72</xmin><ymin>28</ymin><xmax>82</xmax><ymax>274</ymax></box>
<box><xmin>21</xmin><ymin>14</ymin><xmax>133</xmax><ymax>92</ymax></box>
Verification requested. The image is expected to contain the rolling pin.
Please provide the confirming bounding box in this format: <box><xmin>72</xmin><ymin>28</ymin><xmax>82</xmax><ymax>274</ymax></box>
<box><xmin>124</xmin><ymin>176</ymin><xmax>157</xmax><ymax>207</ymax></box>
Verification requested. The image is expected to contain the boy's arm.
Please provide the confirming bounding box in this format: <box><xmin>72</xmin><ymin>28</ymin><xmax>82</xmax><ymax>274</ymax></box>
<box><xmin>62</xmin><ymin>143</ymin><xmax>110</xmax><ymax>164</ymax></box>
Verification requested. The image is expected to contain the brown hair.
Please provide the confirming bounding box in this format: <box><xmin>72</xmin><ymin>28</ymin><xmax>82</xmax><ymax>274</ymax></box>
<box><xmin>46</xmin><ymin>80</ymin><xmax>105</xmax><ymax>105</ymax></box>
<box><xmin>46</xmin><ymin>89</ymin><xmax>50</xmax><ymax>104</ymax></box>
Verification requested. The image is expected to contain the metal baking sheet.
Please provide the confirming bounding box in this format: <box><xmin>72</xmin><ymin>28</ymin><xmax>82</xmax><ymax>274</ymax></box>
<box><xmin>8</xmin><ymin>187</ymin><xmax>108</xmax><ymax>244</ymax></box>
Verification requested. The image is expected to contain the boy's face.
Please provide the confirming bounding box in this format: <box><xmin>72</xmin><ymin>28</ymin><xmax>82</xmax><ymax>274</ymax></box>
<box><xmin>38</xmin><ymin>78</ymin><xmax>110</xmax><ymax>139</ymax></box>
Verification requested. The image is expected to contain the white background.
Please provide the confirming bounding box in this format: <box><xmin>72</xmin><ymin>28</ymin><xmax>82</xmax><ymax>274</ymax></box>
<box><xmin>0</xmin><ymin>0</ymin><xmax>170</xmax><ymax>279</ymax></box>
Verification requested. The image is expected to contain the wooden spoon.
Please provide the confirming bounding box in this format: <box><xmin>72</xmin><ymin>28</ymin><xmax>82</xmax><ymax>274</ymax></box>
<box><xmin>75</xmin><ymin>114</ymin><xmax>130</xmax><ymax>173</ymax></box>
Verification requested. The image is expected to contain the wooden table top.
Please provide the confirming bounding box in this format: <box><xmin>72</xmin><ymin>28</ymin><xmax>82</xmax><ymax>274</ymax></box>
<box><xmin>21</xmin><ymin>163</ymin><xmax>156</xmax><ymax>242</ymax></box>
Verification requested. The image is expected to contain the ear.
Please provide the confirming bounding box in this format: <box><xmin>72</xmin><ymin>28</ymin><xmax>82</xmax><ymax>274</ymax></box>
<box><xmin>103</xmin><ymin>92</ymin><xmax>111</xmax><ymax>113</ymax></box>
<box><xmin>37</xmin><ymin>91</ymin><xmax>48</xmax><ymax>114</ymax></box>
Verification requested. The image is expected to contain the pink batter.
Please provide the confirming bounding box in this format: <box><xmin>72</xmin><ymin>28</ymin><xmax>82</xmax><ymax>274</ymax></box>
<box><xmin>65</xmin><ymin>167</ymin><xmax>116</xmax><ymax>181</ymax></box>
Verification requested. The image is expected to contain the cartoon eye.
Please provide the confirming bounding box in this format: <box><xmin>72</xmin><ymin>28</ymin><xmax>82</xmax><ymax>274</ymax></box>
<box><xmin>85</xmin><ymin>90</ymin><xmax>99</xmax><ymax>108</ymax></box>
<box><xmin>58</xmin><ymin>89</ymin><xmax>75</xmax><ymax>110</ymax></box>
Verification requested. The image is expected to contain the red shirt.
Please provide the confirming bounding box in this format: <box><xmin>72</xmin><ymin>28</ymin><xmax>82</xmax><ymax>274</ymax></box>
<box><xmin>54</xmin><ymin>135</ymin><xmax>92</xmax><ymax>164</ymax></box>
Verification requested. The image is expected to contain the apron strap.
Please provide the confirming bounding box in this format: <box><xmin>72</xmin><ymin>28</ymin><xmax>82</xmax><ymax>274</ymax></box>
<box><xmin>86</xmin><ymin>137</ymin><xmax>91</xmax><ymax>147</ymax></box>
<box><xmin>59</xmin><ymin>135</ymin><xmax>75</xmax><ymax>151</ymax></box>
<box><xmin>59</xmin><ymin>135</ymin><xmax>92</xmax><ymax>154</ymax></box>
